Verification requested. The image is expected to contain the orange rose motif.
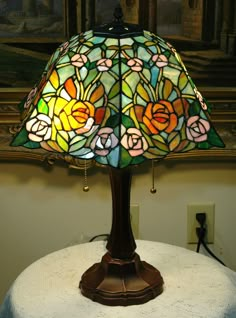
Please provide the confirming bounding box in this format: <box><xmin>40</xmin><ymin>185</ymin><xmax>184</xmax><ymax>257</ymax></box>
<box><xmin>143</xmin><ymin>100</ymin><xmax>178</xmax><ymax>134</ymax></box>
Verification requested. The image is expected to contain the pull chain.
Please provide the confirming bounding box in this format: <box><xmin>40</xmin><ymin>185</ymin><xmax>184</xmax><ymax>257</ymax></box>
<box><xmin>83</xmin><ymin>160</ymin><xmax>89</xmax><ymax>192</ymax></box>
<box><xmin>150</xmin><ymin>160</ymin><xmax>157</xmax><ymax>194</ymax></box>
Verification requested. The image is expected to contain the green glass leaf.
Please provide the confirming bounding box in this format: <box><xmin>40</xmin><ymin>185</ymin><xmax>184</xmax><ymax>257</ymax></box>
<box><xmin>144</xmin><ymin>41</ymin><xmax>156</xmax><ymax>47</ymax></box>
<box><xmin>106</xmin><ymin>114</ymin><xmax>120</xmax><ymax>128</ymax></box>
<box><xmin>208</xmin><ymin>128</ymin><xmax>225</xmax><ymax>148</ymax></box>
<box><xmin>163</xmin><ymin>78</ymin><xmax>173</xmax><ymax>99</ymax></box>
<box><xmin>69</xmin><ymin>138</ymin><xmax>86</xmax><ymax>152</ymax></box>
<box><xmin>37</xmin><ymin>98</ymin><xmax>49</xmax><ymax>115</ymax></box>
<box><xmin>146</xmin><ymin>147</ymin><xmax>168</xmax><ymax>156</ymax></box>
<box><xmin>152</xmin><ymin>135</ymin><xmax>169</xmax><ymax>152</ymax></box>
<box><xmin>153</xmin><ymin>141</ymin><xmax>169</xmax><ymax>152</ymax></box>
<box><xmin>24</xmin><ymin>141</ymin><xmax>41</xmax><ymax>149</ymax></box>
<box><xmin>189</xmin><ymin>101</ymin><xmax>201</xmax><ymax>116</ymax></box>
<box><xmin>122</xmin><ymin>115</ymin><xmax>135</xmax><ymax>128</ymax></box>
<box><xmin>197</xmin><ymin>141</ymin><xmax>210</xmax><ymax>149</ymax></box>
<box><xmin>122</xmin><ymin>81</ymin><xmax>133</xmax><ymax>98</ymax></box>
<box><xmin>108</xmin><ymin>82</ymin><xmax>120</xmax><ymax>99</ymax></box>
<box><xmin>168</xmin><ymin>132</ymin><xmax>181</xmax><ymax>151</ymax></box>
<box><xmin>57</xmin><ymin>133</ymin><xmax>69</xmax><ymax>152</ymax></box>
<box><xmin>84</xmin><ymin>68</ymin><xmax>99</xmax><ymax>88</ymax></box>
<box><xmin>131</xmin><ymin>156</ymin><xmax>145</xmax><ymax>165</ymax></box>
<box><xmin>141</xmin><ymin>129</ymin><xmax>153</xmax><ymax>146</ymax></box>
<box><xmin>83</xmin><ymin>41</ymin><xmax>94</xmax><ymax>48</ymax></box>
<box><xmin>10</xmin><ymin>127</ymin><xmax>28</xmax><ymax>146</ymax></box>
<box><xmin>142</xmin><ymin>68</ymin><xmax>151</xmax><ymax>81</ymax></box>
<box><xmin>176</xmin><ymin>140</ymin><xmax>195</xmax><ymax>153</ymax></box>
<box><xmin>179</xmin><ymin>72</ymin><xmax>188</xmax><ymax>91</ymax></box>
<box><xmin>140</xmin><ymin>123</ymin><xmax>152</xmax><ymax>136</ymax></box>
<box><xmin>120</xmin><ymin>147</ymin><xmax>132</xmax><ymax>168</ymax></box>
<box><xmin>137</xmin><ymin>83</ymin><xmax>149</xmax><ymax>102</ymax></box>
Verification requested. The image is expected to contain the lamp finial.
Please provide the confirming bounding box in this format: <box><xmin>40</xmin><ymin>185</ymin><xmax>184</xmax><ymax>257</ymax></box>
<box><xmin>113</xmin><ymin>4</ymin><xmax>123</xmax><ymax>23</ymax></box>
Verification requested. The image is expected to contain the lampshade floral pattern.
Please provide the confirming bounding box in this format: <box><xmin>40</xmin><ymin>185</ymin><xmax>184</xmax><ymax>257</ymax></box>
<box><xmin>11</xmin><ymin>29</ymin><xmax>224</xmax><ymax>168</ymax></box>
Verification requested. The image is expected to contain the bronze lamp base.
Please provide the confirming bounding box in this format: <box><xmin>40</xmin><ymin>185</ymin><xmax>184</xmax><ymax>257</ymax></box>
<box><xmin>80</xmin><ymin>251</ymin><xmax>163</xmax><ymax>306</ymax></box>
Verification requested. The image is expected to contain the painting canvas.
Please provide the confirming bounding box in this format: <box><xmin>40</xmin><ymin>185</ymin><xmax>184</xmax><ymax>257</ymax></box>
<box><xmin>0</xmin><ymin>0</ymin><xmax>78</xmax><ymax>88</ymax></box>
<box><xmin>0</xmin><ymin>43</ymin><xmax>48</xmax><ymax>87</ymax></box>
<box><xmin>0</xmin><ymin>0</ymin><xmax>64</xmax><ymax>39</ymax></box>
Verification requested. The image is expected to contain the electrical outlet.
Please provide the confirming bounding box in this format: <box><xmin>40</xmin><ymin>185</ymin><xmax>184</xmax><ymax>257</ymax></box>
<box><xmin>130</xmin><ymin>204</ymin><xmax>139</xmax><ymax>239</ymax></box>
<box><xmin>187</xmin><ymin>203</ymin><xmax>215</xmax><ymax>244</ymax></box>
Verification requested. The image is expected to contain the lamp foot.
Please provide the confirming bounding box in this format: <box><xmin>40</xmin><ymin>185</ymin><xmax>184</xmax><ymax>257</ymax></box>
<box><xmin>79</xmin><ymin>252</ymin><xmax>164</xmax><ymax>306</ymax></box>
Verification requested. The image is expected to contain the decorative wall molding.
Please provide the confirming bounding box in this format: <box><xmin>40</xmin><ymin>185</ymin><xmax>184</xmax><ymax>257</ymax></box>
<box><xmin>0</xmin><ymin>87</ymin><xmax>236</xmax><ymax>168</ymax></box>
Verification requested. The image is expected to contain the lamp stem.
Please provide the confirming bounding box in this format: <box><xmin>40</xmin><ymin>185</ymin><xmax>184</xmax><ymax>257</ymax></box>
<box><xmin>106</xmin><ymin>167</ymin><xmax>136</xmax><ymax>259</ymax></box>
<box><xmin>79</xmin><ymin>167</ymin><xmax>163</xmax><ymax>306</ymax></box>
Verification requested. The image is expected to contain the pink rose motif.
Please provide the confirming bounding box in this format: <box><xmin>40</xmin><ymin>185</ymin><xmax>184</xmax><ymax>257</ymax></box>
<box><xmin>152</xmin><ymin>54</ymin><xmax>168</xmax><ymax>68</ymax></box>
<box><xmin>186</xmin><ymin>116</ymin><xmax>210</xmax><ymax>142</ymax></box>
<box><xmin>194</xmin><ymin>88</ymin><xmax>207</xmax><ymax>110</ymax></box>
<box><xmin>127</xmin><ymin>58</ymin><xmax>143</xmax><ymax>72</ymax></box>
<box><xmin>71</xmin><ymin>54</ymin><xmax>88</xmax><ymax>67</ymax></box>
<box><xmin>91</xmin><ymin>127</ymin><xmax>118</xmax><ymax>156</ymax></box>
<box><xmin>96</xmin><ymin>58</ymin><xmax>112</xmax><ymax>71</ymax></box>
<box><xmin>24</xmin><ymin>87</ymin><xmax>37</xmax><ymax>109</ymax></box>
<box><xmin>26</xmin><ymin>114</ymin><xmax>52</xmax><ymax>142</ymax></box>
<box><xmin>121</xmin><ymin>128</ymin><xmax>148</xmax><ymax>157</ymax></box>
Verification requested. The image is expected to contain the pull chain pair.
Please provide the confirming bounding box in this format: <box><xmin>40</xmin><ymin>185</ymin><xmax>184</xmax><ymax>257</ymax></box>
<box><xmin>82</xmin><ymin>160</ymin><xmax>156</xmax><ymax>193</ymax></box>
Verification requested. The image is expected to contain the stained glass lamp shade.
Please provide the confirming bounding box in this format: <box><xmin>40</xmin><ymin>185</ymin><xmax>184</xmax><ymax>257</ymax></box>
<box><xmin>11</xmin><ymin>12</ymin><xmax>224</xmax><ymax>306</ymax></box>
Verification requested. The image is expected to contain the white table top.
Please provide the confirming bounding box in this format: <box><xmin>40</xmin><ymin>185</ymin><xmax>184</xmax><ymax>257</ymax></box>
<box><xmin>1</xmin><ymin>240</ymin><xmax>236</xmax><ymax>318</ymax></box>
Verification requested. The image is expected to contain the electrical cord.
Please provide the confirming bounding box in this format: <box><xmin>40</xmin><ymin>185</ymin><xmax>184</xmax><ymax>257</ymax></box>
<box><xmin>89</xmin><ymin>234</ymin><xmax>109</xmax><ymax>242</ymax></box>
<box><xmin>196</xmin><ymin>212</ymin><xmax>226</xmax><ymax>266</ymax></box>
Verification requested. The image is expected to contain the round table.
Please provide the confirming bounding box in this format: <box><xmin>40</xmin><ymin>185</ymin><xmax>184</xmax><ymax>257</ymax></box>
<box><xmin>1</xmin><ymin>240</ymin><xmax>236</xmax><ymax>318</ymax></box>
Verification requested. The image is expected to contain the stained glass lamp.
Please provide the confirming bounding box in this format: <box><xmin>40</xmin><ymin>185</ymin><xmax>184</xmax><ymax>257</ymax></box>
<box><xmin>10</xmin><ymin>8</ymin><xmax>224</xmax><ymax>306</ymax></box>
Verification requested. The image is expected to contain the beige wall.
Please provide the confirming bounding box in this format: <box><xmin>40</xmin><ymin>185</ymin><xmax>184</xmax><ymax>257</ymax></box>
<box><xmin>0</xmin><ymin>161</ymin><xmax>236</xmax><ymax>303</ymax></box>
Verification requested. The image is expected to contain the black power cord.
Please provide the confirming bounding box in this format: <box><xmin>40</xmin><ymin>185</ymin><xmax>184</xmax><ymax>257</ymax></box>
<box><xmin>89</xmin><ymin>234</ymin><xmax>109</xmax><ymax>242</ymax></box>
<box><xmin>195</xmin><ymin>212</ymin><xmax>226</xmax><ymax>266</ymax></box>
